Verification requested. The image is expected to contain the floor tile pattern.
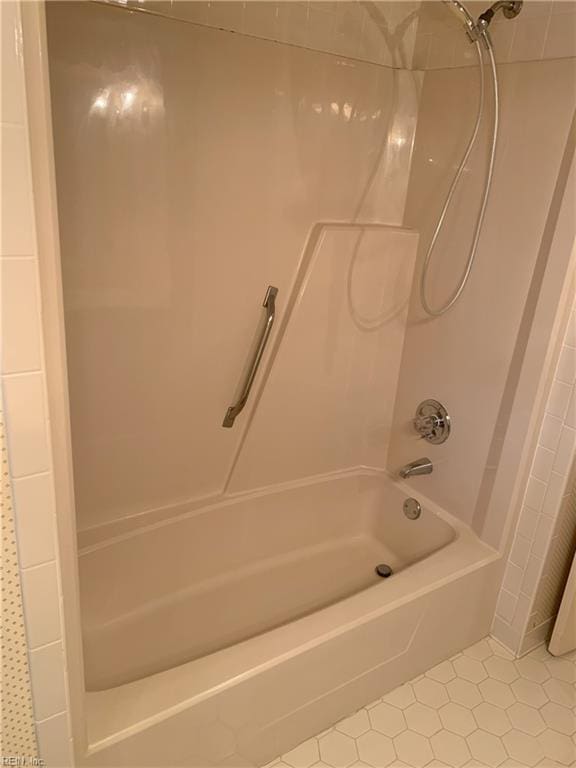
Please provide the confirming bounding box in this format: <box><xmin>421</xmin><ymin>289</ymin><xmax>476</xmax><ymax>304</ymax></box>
<box><xmin>272</xmin><ymin>638</ymin><xmax>576</xmax><ymax>768</ymax></box>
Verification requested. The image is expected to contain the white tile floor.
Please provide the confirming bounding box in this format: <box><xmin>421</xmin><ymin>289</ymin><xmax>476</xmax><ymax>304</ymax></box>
<box><xmin>272</xmin><ymin>638</ymin><xmax>576</xmax><ymax>768</ymax></box>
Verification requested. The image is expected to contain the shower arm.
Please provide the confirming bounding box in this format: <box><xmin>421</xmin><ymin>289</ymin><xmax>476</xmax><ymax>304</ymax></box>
<box><xmin>478</xmin><ymin>1</ymin><xmax>523</xmax><ymax>27</ymax></box>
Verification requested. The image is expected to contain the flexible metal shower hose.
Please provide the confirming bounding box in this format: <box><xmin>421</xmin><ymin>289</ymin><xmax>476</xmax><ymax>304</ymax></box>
<box><xmin>420</xmin><ymin>38</ymin><xmax>499</xmax><ymax>317</ymax></box>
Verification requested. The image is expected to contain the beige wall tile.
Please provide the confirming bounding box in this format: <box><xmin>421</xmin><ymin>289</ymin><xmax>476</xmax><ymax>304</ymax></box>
<box><xmin>495</xmin><ymin>285</ymin><xmax>576</xmax><ymax>654</ymax></box>
<box><xmin>540</xmin><ymin>413</ymin><xmax>564</xmax><ymax>451</ymax></box>
<box><xmin>556</xmin><ymin>344</ymin><xmax>576</xmax><ymax>384</ymax></box>
<box><xmin>517</xmin><ymin>505</ymin><xmax>539</xmax><ymax>540</ymax></box>
<box><xmin>452</xmin><ymin>31</ymin><xmax>478</xmax><ymax>68</ymax></box>
<box><xmin>0</xmin><ymin>1</ymin><xmax>25</xmax><ymax>124</ymax></box>
<box><xmin>551</xmin><ymin>0</ymin><xmax>576</xmax><ymax>15</ymax></box>
<box><xmin>525</xmin><ymin>476</ymin><xmax>547</xmax><ymax>512</ymax></box>
<box><xmin>565</xmin><ymin>386</ymin><xmax>576</xmax><ymax>428</ymax></box>
<box><xmin>277</xmin><ymin>2</ymin><xmax>309</xmax><ymax>47</ymax></box>
<box><xmin>332</xmin><ymin>3</ymin><xmax>364</xmax><ymax>60</ymax></box>
<box><xmin>3</xmin><ymin>373</ymin><xmax>50</xmax><ymax>477</ymax></box>
<box><xmin>416</xmin><ymin>0</ymin><xmax>576</xmax><ymax>69</ymax></box>
<box><xmin>29</xmin><ymin>641</ymin><xmax>68</xmax><ymax>721</ymax></box>
<box><xmin>416</xmin><ymin>1</ymin><xmax>459</xmax><ymax>36</ymax></box>
<box><xmin>36</xmin><ymin>713</ymin><xmax>73</xmax><ymax>768</ymax></box>
<box><xmin>427</xmin><ymin>30</ymin><xmax>455</xmax><ymax>68</ymax></box>
<box><xmin>521</xmin><ymin>0</ymin><xmax>554</xmax><ymax>19</ymax></box>
<box><xmin>510</xmin><ymin>16</ymin><xmax>547</xmax><ymax>61</ymax></box>
<box><xmin>207</xmin><ymin>1</ymin><xmax>245</xmax><ymax>32</ymax></box>
<box><xmin>305</xmin><ymin>3</ymin><xmax>337</xmax><ymax>54</ymax></box>
<box><xmin>552</xmin><ymin>425</ymin><xmax>576</xmax><ymax>474</ymax></box>
<box><xmin>104</xmin><ymin>0</ymin><xmax>422</xmax><ymax>67</ymax></box>
<box><xmin>412</xmin><ymin>33</ymin><xmax>431</xmax><ymax>69</ymax></box>
<box><xmin>531</xmin><ymin>445</ymin><xmax>555</xmax><ymax>483</ymax></box>
<box><xmin>497</xmin><ymin>588</ymin><xmax>518</xmax><ymax>622</ymax></box>
<box><xmin>171</xmin><ymin>0</ymin><xmax>210</xmax><ymax>25</ymax></box>
<box><xmin>564</xmin><ymin>308</ymin><xmax>576</xmax><ymax>347</ymax></box>
<box><xmin>489</xmin><ymin>21</ymin><xmax>516</xmax><ymax>64</ymax></box>
<box><xmin>243</xmin><ymin>1</ymin><xmax>281</xmax><ymax>41</ymax></box>
<box><xmin>546</xmin><ymin>379</ymin><xmax>573</xmax><ymax>419</ymax></box>
<box><xmin>1</xmin><ymin>257</ymin><xmax>42</xmax><ymax>373</ymax></box>
<box><xmin>13</xmin><ymin>473</ymin><xmax>56</xmax><ymax>568</ymax></box>
<box><xmin>0</xmin><ymin>124</ymin><xmax>35</xmax><ymax>255</ymax></box>
<box><xmin>543</xmin><ymin>12</ymin><xmax>576</xmax><ymax>58</ymax></box>
<box><xmin>20</xmin><ymin>562</ymin><xmax>62</xmax><ymax>649</ymax></box>
<box><xmin>541</xmin><ymin>471</ymin><xmax>568</xmax><ymax>517</ymax></box>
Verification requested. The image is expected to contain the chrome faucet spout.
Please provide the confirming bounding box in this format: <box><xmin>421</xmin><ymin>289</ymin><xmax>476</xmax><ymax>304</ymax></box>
<box><xmin>399</xmin><ymin>458</ymin><xmax>433</xmax><ymax>479</ymax></box>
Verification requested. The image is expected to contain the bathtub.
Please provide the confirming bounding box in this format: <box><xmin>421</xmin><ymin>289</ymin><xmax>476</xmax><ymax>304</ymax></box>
<box><xmin>80</xmin><ymin>469</ymin><xmax>500</xmax><ymax>767</ymax></box>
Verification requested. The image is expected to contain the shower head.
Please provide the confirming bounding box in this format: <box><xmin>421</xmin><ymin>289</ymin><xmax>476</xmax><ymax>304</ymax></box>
<box><xmin>443</xmin><ymin>0</ymin><xmax>522</xmax><ymax>44</ymax></box>
<box><xmin>442</xmin><ymin>0</ymin><xmax>478</xmax><ymax>35</ymax></box>
<box><xmin>478</xmin><ymin>0</ymin><xmax>523</xmax><ymax>28</ymax></box>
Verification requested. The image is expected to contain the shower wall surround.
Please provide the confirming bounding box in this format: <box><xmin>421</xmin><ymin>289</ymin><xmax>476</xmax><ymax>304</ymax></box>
<box><xmin>46</xmin><ymin>0</ymin><xmax>576</xmax><ymax>549</ymax></box>
<box><xmin>47</xmin><ymin>0</ymin><xmax>422</xmax><ymax>540</ymax></box>
<box><xmin>99</xmin><ymin>0</ymin><xmax>422</xmax><ymax>69</ymax></box>
<box><xmin>389</xmin><ymin>55</ymin><xmax>576</xmax><ymax>542</ymax></box>
<box><xmin>227</xmin><ymin>226</ymin><xmax>418</xmax><ymax>491</ymax></box>
<box><xmin>413</xmin><ymin>0</ymin><xmax>576</xmax><ymax>69</ymax></box>
<box><xmin>102</xmin><ymin>0</ymin><xmax>576</xmax><ymax>71</ymax></box>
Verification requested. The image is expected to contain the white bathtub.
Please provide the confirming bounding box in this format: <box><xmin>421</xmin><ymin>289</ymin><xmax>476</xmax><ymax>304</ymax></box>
<box><xmin>80</xmin><ymin>469</ymin><xmax>500</xmax><ymax>767</ymax></box>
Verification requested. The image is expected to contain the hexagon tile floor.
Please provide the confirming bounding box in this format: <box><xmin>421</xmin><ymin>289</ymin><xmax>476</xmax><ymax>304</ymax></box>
<box><xmin>269</xmin><ymin>637</ymin><xmax>576</xmax><ymax>768</ymax></box>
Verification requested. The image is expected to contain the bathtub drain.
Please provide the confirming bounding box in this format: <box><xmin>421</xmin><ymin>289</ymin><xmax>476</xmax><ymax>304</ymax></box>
<box><xmin>375</xmin><ymin>564</ymin><xmax>393</xmax><ymax>578</ymax></box>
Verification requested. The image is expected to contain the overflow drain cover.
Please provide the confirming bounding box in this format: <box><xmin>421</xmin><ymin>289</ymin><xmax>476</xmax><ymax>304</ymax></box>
<box><xmin>375</xmin><ymin>563</ymin><xmax>393</xmax><ymax>578</ymax></box>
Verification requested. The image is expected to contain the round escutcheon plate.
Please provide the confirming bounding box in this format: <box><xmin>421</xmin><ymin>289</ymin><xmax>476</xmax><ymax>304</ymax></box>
<box><xmin>403</xmin><ymin>497</ymin><xmax>422</xmax><ymax>520</ymax></box>
<box><xmin>414</xmin><ymin>399</ymin><xmax>451</xmax><ymax>445</ymax></box>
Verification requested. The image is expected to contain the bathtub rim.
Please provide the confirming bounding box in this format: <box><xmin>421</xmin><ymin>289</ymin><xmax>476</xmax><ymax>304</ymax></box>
<box><xmin>84</xmin><ymin>467</ymin><xmax>498</xmax><ymax>754</ymax></box>
<box><xmin>79</xmin><ymin>465</ymin><xmax>453</xmax><ymax>557</ymax></box>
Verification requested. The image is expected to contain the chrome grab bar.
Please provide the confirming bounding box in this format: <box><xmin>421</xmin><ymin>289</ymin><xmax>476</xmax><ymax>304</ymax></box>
<box><xmin>222</xmin><ymin>285</ymin><xmax>278</xmax><ymax>428</ymax></box>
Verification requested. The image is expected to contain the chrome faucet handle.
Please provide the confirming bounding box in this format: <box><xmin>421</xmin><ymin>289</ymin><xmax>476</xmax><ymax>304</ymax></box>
<box><xmin>413</xmin><ymin>399</ymin><xmax>451</xmax><ymax>445</ymax></box>
<box><xmin>414</xmin><ymin>414</ymin><xmax>443</xmax><ymax>436</ymax></box>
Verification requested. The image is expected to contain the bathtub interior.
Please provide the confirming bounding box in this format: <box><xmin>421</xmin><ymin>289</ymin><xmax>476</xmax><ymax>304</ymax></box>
<box><xmin>81</xmin><ymin>471</ymin><xmax>457</xmax><ymax>691</ymax></box>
